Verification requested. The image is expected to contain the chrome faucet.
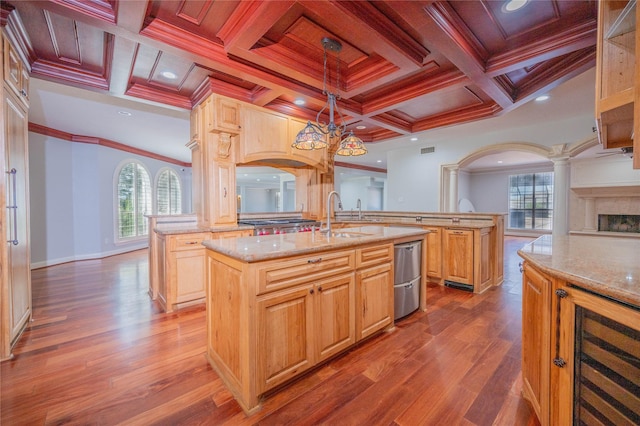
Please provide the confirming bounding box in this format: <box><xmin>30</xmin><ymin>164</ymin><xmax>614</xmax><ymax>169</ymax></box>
<box><xmin>356</xmin><ymin>198</ymin><xmax>362</xmax><ymax>220</ymax></box>
<box><xmin>323</xmin><ymin>191</ymin><xmax>342</xmax><ymax>234</ymax></box>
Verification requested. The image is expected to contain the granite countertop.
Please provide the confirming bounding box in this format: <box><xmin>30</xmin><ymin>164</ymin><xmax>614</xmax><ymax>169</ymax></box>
<box><xmin>335</xmin><ymin>218</ymin><xmax>494</xmax><ymax>228</ymax></box>
<box><xmin>154</xmin><ymin>224</ymin><xmax>254</xmax><ymax>235</ymax></box>
<box><xmin>202</xmin><ymin>225</ymin><xmax>428</xmax><ymax>262</ymax></box>
<box><xmin>518</xmin><ymin>234</ymin><xmax>640</xmax><ymax>307</ymax></box>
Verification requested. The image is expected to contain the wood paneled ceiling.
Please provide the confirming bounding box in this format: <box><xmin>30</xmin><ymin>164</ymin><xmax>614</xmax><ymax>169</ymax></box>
<box><xmin>4</xmin><ymin>0</ymin><xmax>597</xmax><ymax>143</ymax></box>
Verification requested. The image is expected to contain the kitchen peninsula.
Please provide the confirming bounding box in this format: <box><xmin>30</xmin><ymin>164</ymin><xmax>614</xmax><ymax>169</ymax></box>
<box><xmin>518</xmin><ymin>235</ymin><xmax>640</xmax><ymax>425</ymax></box>
<box><xmin>202</xmin><ymin>225</ymin><xmax>429</xmax><ymax>414</ymax></box>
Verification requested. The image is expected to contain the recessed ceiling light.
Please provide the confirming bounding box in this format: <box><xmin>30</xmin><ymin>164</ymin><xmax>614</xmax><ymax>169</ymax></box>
<box><xmin>272</xmin><ymin>176</ymin><xmax>277</xmax><ymax>179</ymax></box>
<box><xmin>118</xmin><ymin>111</ymin><xmax>132</xmax><ymax>116</ymax></box>
<box><xmin>161</xmin><ymin>71</ymin><xmax>177</xmax><ymax>79</ymax></box>
<box><xmin>376</xmin><ymin>160</ymin><xmax>382</xmax><ymax>163</ymax></box>
<box><xmin>256</xmin><ymin>178</ymin><xmax>261</xmax><ymax>182</ymax></box>
<box><xmin>535</xmin><ymin>95</ymin><xmax>550</xmax><ymax>102</ymax></box>
<box><xmin>503</xmin><ymin>0</ymin><xmax>528</xmax><ymax>12</ymax></box>
<box><xmin>410</xmin><ymin>137</ymin><xmax>418</xmax><ymax>141</ymax></box>
<box><xmin>356</xmin><ymin>125</ymin><xmax>367</xmax><ymax>130</ymax></box>
<box><xmin>498</xmin><ymin>160</ymin><xmax>503</xmax><ymax>164</ymax></box>
<box><xmin>293</xmin><ymin>99</ymin><xmax>305</xmax><ymax>106</ymax></box>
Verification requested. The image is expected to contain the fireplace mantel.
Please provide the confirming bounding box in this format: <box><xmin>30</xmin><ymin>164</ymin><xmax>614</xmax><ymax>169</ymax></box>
<box><xmin>571</xmin><ymin>185</ymin><xmax>640</xmax><ymax>197</ymax></box>
<box><xmin>570</xmin><ymin>185</ymin><xmax>640</xmax><ymax>238</ymax></box>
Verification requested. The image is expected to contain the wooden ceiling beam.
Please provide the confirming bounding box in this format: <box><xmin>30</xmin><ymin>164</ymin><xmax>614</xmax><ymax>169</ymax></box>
<box><xmin>485</xmin><ymin>19</ymin><xmax>597</xmax><ymax>77</ymax></box>
<box><xmin>423</xmin><ymin>2</ymin><xmax>514</xmax><ymax>109</ymax></box>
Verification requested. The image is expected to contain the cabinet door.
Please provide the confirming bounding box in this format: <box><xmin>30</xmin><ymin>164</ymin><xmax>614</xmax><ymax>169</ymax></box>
<box><xmin>172</xmin><ymin>248</ymin><xmax>207</xmax><ymax>304</ymax></box>
<box><xmin>425</xmin><ymin>226</ymin><xmax>442</xmax><ymax>278</ymax></box>
<box><xmin>257</xmin><ymin>285</ymin><xmax>314</xmax><ymax>393</ymax></box>
<box><xmin>3</xmin><ymin>38</ymin><xmax>25</xmax><ymax>104</ymax></box>
<box><xmin>211</xmin><ymin>161</ymin><xmax>236</xmax><ymax>224</ymax></box>
<box><xmin>239</xmin><ymin>108</ymin><xmax>289</xmax><ymax>162</ymax></box>
<box><xmin>204</xmin><ymin>96</ymin><xmax>241</xmax><ymax>134</ymax></box>
<box><xmin>4</xmin><ymin>91</ymin><xmax>31</xmax><ymax>345</ymax></box>
<box><xmin>521</xmin><ymin>262</ymin><xmax>551</xmax><ymax>426</ymax></box>
<box><xmin>315</xmin><ymin>273</ymin><xmax>355</xmax><ymax>361</ymax></box>
<box><xmin>443</xmin><ymin>229</ymin><xmax>473</xmax><ymax>285</ymax></box>
<box><xmin>356</xmin><ymin>263</ymin><xmax>393</xmax><ymax>341</ymax></box>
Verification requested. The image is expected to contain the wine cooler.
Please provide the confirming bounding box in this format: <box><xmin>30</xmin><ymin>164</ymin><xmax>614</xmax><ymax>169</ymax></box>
<box><xmin>564</xmin><ymin>286</ymin><xmax>640</xmax><ymax>425</ymax></box>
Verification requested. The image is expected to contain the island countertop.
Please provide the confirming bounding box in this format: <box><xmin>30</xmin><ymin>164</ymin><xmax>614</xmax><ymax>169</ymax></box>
<box><xmin>518</xmin><ymin>234</ymin><xmax>640</xmax><ymax>306</ymax></box>
<box><xmin>202</xmin><ymin>225</ymin><xmax>429</xmax><ymax>262</ymax></box>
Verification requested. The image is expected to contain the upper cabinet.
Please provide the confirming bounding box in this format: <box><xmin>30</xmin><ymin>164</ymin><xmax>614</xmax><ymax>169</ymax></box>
<box><xmin>3</xmin><ymin>37</ymin><xmax>29</xmax><ymax>107</ymax></box>
<box><xmin>239</xmin><ymin>106</ymin><xmax>289</xmax><ymax>162</ymax></box>
<box><xmin>238</xmin><ymin>106</ymin><xmax>327</xmax><ymax>170</ymax></box>
<box><xmin>595</xmin><ymin>0</ymin><xmax>639</xmax><ymax>168</ymax></box>
<box><xmin>203</xmin><ymin>96</ymin><xmax>241</xmax><ymax>134</ymax></box>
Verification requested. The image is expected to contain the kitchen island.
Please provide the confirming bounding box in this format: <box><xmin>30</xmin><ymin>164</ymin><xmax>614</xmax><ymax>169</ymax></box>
<box><xmin>202</xmin><ymin>225</ymin><xmax>429</xmax><ymax>414</ymax></box>
<box><xmin>518</xmin><ymin>235</ymin><xmax>640</xmax><ymax>425</ymax></box>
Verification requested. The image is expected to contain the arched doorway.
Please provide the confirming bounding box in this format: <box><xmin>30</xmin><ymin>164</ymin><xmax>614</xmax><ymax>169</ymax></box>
<box><xmin>439</xmin><ymin>137</ymin><xmax>598</xmax><ymax>234</ymax></box>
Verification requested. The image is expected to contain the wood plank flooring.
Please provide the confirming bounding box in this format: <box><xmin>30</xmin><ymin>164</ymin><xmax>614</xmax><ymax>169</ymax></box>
<box><xmin>1</xmin><ymin>236</ymin><xmax>540</xmax><ymax>425</ymax></box>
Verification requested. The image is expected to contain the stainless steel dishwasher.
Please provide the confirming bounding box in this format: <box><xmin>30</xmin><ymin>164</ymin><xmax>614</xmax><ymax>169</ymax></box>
<box><xmin>393</xmin><ymin>240</ymin><xmax>422</xmax><ymax>320</ymax></box>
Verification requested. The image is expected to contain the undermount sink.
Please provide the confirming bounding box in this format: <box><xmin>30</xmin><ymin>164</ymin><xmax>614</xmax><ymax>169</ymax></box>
<box><xmin>326</xmin><ymin>231</ymin><xmax>370</xmax><ymax>238</ymax></box>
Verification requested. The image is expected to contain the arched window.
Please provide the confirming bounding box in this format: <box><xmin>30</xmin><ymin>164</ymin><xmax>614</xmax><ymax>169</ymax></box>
<box><xmin>156</xmin><ymin>168</ymin><xmax>182</xmax><ymax>214</ymax></box>
<box><xmin>117</xmin><ymin>161</ymin><xmax>151</xmax><ymax>240</ymax></box>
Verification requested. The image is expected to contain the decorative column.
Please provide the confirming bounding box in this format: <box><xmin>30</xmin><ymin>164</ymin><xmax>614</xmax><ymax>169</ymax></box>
<box><xmin>583</xmin><ymin>197</ymin><xmax>596</xmax><ymax>231</ymax></box>
<box><xmin>449</xmin><ymin>166</ymin><xmax>459</xmax><ymax>212</ymax></box>
<box><xmin>551</xmin><ymin>156</ymin><xmax>570</xmax><ymax>235</ymax></box>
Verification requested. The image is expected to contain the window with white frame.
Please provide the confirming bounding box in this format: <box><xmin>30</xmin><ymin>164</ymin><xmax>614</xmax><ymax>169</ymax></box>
<box><xmin>156</xmin><ymin>168</ymin><xmax>182</xmax><ymax>214</ymax></box>
<box><xmin>508</xmin><ymin>172</ymin><xmax>554</xmax><ymax>230</ymax></box>
<box><xmin>117</xmin><ymin>161</ymin><xmax>151</xmax><ymax>240</ymax></box>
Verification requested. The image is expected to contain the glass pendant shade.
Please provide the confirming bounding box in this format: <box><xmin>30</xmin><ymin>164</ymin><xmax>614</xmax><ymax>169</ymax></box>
<box><xmin>292</xmin><ymin>121</ymin><xmax>328</xmax><ymax>150</ymax></box>
<box><xmin>336</xmin><ymin>131</ymin><xmax>367</xmax><ymax>156</ymax></box>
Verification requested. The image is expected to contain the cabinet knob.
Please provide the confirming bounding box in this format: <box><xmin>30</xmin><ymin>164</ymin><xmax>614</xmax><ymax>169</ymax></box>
<box><xmin>518</xmin><ymin>262</ymin><xmax>523</xmax><ymax>273</ymax></box>
<box><xmin>317</xmin><ymin>286</ymin><xmax>322</xmax><ymax>292</ymax></box>
<box><xmin>309</xmin><ymin>289</ymin><xmax>314</xmax><ymax>294</ymax></box>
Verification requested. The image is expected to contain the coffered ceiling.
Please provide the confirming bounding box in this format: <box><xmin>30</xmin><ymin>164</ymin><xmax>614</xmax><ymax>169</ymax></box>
<box><xmin>5</xmin><ymin>0</ymin><xmax>596</xmax><ymax>146</ymax></box>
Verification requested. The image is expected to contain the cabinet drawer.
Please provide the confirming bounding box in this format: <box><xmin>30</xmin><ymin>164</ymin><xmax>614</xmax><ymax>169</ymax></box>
<box><xmin>168</xmin><ymin>233</ymin><xmax>211</xmax><ymax>251</ymax></box>
<box><xmin>356</xmin><ymin>243</ymin><xmax>393</xmax><ymax>269</ymax></box>
<box><xmin>256</xmin><ymin>250</ymin><xmax>355</xmax><ymax>295</ymax></box>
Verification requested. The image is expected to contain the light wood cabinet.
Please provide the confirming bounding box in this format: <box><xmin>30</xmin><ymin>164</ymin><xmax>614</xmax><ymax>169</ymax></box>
<box><xmin>205</xmin><ymin>241</ymin><xmax>397</xmax><ymax>413</ymax></box>
<box><xmin>595</xmin><ymin>0</ymin><xmax>639</xmax><ymax>168</ymax></box>
<box><xmin>203</xmin><ymin>95</ymin><xmax>241</xmax><ymax>134</ymax></box>
<box><xmin>424</xmin><ymin>226</ymin><xmax>442</xmax><ymax>279</ymax></box>
<box><xmin>239</xmin><ymin>106</ymin><xmax>289</xmax><ymax>163</ymax></box>
<box><xmin>257</xmin><ymin>272</ymin><xmax>355</xmax><ymax>393</ymax></box>
<box><xmin>188</xmin><ymin>134</ymin><xmax>237</xmax><ymax>226</ymax></box>
<box><xmin>355</xmin><ymin>244</ymin><xmax>393</xmax><ymax>340</ymax></box>
<box><xmin>3</xmin><ymin>37</ymin><xmax>29</xmax><ymax>107</ymax></box>
<box><xmin>208</xmin><ymin>160</ymin><xmax>236</xmax><ymax>224</ymax></box>
<box><xmin>443</xmin><ymin>229</ymin><xmax>474</xmax><ymax>286</ymax></box>
<box><xmin>237</xmin><ymin>106</ymin><xmax>327</xmax><ymax>169</ymax></box>
<box><xmin>157</xmin><ymin>232</ymin><xmax>210</xmax><ymax>312</ymax></box>
<box><xmin>155</xmin><ymin>229</ymin><xmax>251</xmax><ymax>313</ymax></box>
<box><xmin>521</xmin><ymin>262</ymin><xmax>552</xmax><ymax>426</ymax></box>
<box><xmin>443</xmin><ymin>227</ymin><xmax>492</xmax><ymax>293</ymax></box>
<box><xmin>521</xmin><ymin>260</ymin><xmax>640</xmax><ymax>425</ymax></box>
<box><xmin>1</xmin><ymin>31</ymin><xmax>31</xmax><ymax>360</ymax></box>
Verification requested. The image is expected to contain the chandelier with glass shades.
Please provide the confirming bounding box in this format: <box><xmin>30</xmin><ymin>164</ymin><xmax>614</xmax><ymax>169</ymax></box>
<box><xmin>291</xmin><ymin>37</ymin><xmax>367</xmax><ymax>156</ymax></box>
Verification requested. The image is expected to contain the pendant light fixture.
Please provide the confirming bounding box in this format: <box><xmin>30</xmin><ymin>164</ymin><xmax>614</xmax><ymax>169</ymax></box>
<box><xmin>292</xmin><ymin>37</ymin><xmax>367</xmax><ymax>156</ymax></box>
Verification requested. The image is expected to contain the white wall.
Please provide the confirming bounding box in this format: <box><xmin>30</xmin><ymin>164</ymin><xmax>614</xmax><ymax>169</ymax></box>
<box><xmin>385</xmin><ymin>115</ymin><xmax>594</xmax><ymax>212</ymax></box>
<box><xmin>29</xmin><ymin>132</ymin><xmax>192</xmax><ymax>268</ymax></box>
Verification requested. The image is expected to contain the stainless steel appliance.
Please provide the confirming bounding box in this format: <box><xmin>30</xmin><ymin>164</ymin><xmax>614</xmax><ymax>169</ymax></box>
<box><xmin>393</xmin><ymin>240</ymin><xmax>422</xmax><ymax>320</ymax></box>
<box><xmin>238</xmin><ymin>218</ymin><xmax>321</xmax><ymax>236</ymax></box>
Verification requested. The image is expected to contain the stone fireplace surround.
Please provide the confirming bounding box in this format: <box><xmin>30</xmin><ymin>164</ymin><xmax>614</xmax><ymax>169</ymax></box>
<box><xmin>570</xmin><ymin>186</ymin><xmax>640</xmax><ymax>238</ymax></box>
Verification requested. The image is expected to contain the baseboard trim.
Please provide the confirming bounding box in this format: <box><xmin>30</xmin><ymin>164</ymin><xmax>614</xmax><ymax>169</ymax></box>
<box><xmin>31</xmin><ymin>243</ymin><xmax>148</xmax><ymax>269</ymax></box>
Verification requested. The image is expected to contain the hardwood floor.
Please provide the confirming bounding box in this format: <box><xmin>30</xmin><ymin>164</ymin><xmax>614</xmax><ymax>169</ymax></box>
<box><xmin>1</xmin><ymin>237</ymin><xmax>540</xmax><ymax>425</ymax></box>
